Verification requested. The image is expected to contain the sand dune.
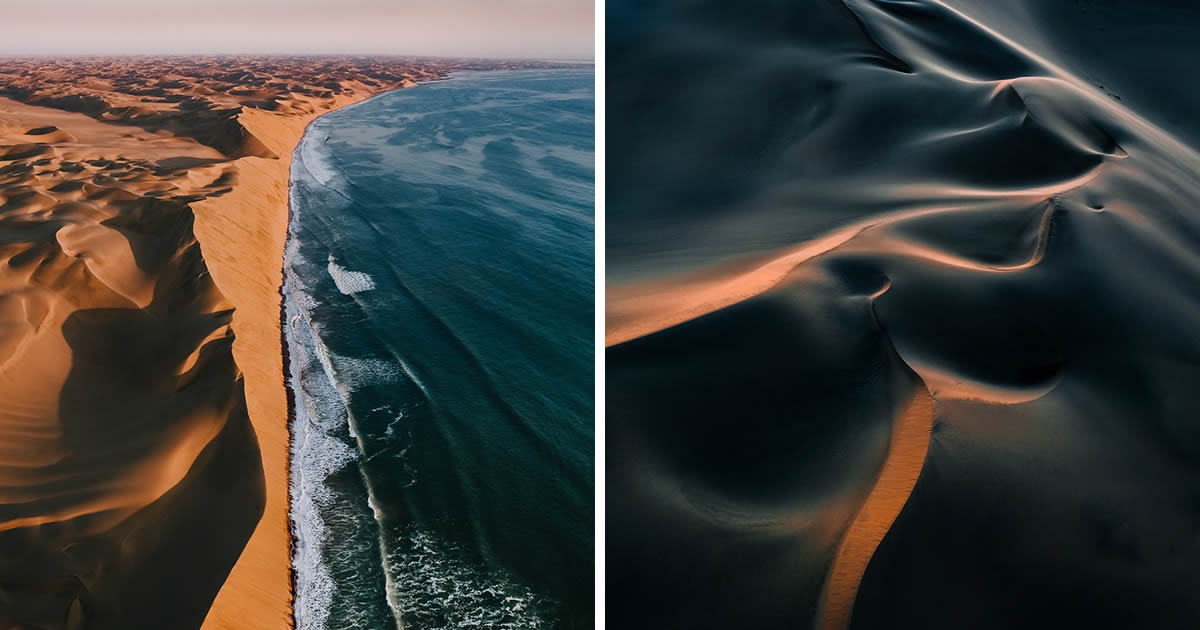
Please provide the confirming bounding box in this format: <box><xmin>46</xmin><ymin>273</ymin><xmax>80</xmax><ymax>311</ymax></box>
<box><xmin>819</xmin><ymin>384</ymin><xmax>932</xmax><ymax>630</ymax></box>
<box><xmin>608</xmin><ymin>0</ymin><xmax>1200</xmax><ymax>627</ymax></box>
<box><xmin>0</xmin><ymin>55</ymin><xmax>560</xmax><ymax>629</ymax></box>
<box><xmin>0</xmin><ymin>90</ymin><xmax>262</xmax><ymax>630</ymax></box>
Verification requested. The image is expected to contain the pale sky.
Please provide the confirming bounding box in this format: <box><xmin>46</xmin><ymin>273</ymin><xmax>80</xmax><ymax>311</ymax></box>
<box><xmin>0</xmin><ymin>0</ymin><xmax>594</xmax><ymax>59</ymax></box>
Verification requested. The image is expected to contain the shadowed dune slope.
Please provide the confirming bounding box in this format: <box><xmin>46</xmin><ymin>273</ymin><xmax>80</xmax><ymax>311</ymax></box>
<box><xmin>0</xmin><ymin>56</ymin><xmax>564</xmax><ymax>630</ymax></box>
<box><xmin>0</xmin><ymin>98</ymin><xmax>263</xmax><ymax>629</ymax></box>
<box><xmin>607</xmin><ymin>1</ymin><xmax>1200</xmax><ymax>628</ymax></box>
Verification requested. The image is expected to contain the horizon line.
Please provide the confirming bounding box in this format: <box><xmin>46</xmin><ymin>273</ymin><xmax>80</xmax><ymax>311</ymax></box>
<box><xmin>0</xmin><ymin>51</ymin><xmax>595</xmax><ymax>62</ymax></box>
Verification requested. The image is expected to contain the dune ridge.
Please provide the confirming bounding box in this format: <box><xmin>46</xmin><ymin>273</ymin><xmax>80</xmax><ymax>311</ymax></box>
<box><xmin>818</xmin><ymin>383</ymin><xmax>932</xmax><ymax>630</ymax></box>
<box><xmin>0</xmin><ymin>56</ymin><xmax>565</xmax><ymax>629</ymax></box>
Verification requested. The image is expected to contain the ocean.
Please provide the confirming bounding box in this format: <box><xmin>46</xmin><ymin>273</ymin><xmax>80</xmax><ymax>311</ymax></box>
<box><xmin>283</xmin><ymin>68</ymin><xmax>593</xmax><ymax>630</ymax></box>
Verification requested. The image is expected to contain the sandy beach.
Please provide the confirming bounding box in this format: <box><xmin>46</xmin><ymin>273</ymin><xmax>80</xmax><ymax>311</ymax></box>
<box><xmin>0</xmin><ymin>55</ymin><xmax>552</xmax><ymax>629</ymax></box>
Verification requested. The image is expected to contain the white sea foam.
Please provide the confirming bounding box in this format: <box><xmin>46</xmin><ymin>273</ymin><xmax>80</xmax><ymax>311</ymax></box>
<box><xmin>288</xmin><ymin>269</ymin><xmax>546</xmax><ymax>629</ymax></box>
<box><xmin>383</xmin><ymin>409</ymin><xmax>405</xmax><ymax>439</ymax></box>
<box><xmin>286</xmin><ymin>284</ymin><xmax>359</xmax><ymax>630</ymax></box>
<box><xmin>327</xmin><ymin>255</ymin><xmax>376</xmax><ymax>295</ymax></box>
<box><xmin>289</xmin><ymin>123</ymin><xmax>397</xmax><ymax>630</ymax></box>
<box><xmin>299</xmin><ymin>128</ymin><xmax>339</xmax><ymax>187</ymax></box>
<box><xmin>376</xmin><ymin>405</ymin><xmax>418</xmax><ymax>487</ymax></box>
<box><xmin>335</xmin><ymin>354</ymin><xmax>400</xmax><ymax>390</ymax></box>
<box><xmin>381</xmin><ymin>524</ymin><xmax>557</xmax><ymax>629</ymax></box>
<box><xmin>288</xmin><ymin>234</ymin><xmax>407</xmax><ymax>630</ymax></box>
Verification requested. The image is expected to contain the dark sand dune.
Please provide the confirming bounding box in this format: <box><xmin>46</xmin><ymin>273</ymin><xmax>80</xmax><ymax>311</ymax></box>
<box><xmin>607</xmin><ymin>0</ymin><xmax>1200</xmax><ymax>628</ymax></box>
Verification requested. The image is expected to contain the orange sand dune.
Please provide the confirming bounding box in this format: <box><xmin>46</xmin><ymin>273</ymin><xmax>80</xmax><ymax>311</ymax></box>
<box><xmin>0</xmin><ymin>55</ymin><xmax>559</xmax><ymax>630</ymax></box>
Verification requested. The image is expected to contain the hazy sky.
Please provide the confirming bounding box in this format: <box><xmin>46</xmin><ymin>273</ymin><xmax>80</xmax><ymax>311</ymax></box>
<box><xmin>1</xmin><ymin>0</ymin><xmax>594</xmax><ymax>58</ymax></box>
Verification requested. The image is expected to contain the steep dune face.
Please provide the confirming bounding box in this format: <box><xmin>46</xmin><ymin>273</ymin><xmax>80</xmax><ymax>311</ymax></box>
<box><xmin>189</xmin><ymin>101</ymin><xmax>362</xmax><ymax>630</ymax></box>
<box><xmin>607</xmin><ymin>1</ymin><xmax>1200</xmax><ymax>628</ymax></box>
<box><xmin>0</xmin><ymin>56</ymin><xmax>559</xmax><ymax>630</ymax></box>
<box><xmin>0</xmin><ymin>97</ymin><xmax>262</xmax><ymax>630</ymax></box>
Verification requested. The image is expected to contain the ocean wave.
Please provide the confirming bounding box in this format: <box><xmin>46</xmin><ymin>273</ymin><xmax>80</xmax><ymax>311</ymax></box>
<box><xmin>288</xmin><ymin>271</ymin><xmax>411</xmax><ymax>630</ymax></box>
<box><xmin>297</xmin><ymin>125</ymin><xmax>339</xmax><ymax>188</ymax></box>
<box><xmin>288</xmin><ymin>138</ymin><xmax>418</xmax><ymax>630</ymax></box>
<box><xmin>288</xmin><ymin>127</ymin><xmax>392</xmax><ymax>630</ymax></box>
<box><xmin>288</xmin><ymin>211</ymin><xmax>551</xmax><ymax>630</ymax></box>
<box><xmin>381</xmin><ymin>523</ymin><xmax>557</xmax><ymax>630</ymax></box>
<box><xmin>327</xmin><ymin>254</ymin><xmax>377</xmax><ymax>295</ymax></box>
<box><xmin>285</xmin><ymin>285</ymin><xmax>360</xmax><ymax>630</ymax></box>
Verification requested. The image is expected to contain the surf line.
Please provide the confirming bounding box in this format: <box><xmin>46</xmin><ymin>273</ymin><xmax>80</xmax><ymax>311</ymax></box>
<box><xmin>817</xmin><ymin>380</ymin><xmax>935</xmax><ymax>630</ymax></box>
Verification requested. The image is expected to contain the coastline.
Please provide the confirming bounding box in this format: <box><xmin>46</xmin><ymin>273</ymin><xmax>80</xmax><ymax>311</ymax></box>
<box><xmin>278</xmin><ymin>83</ymin><xmax>396</xmax><ymax>628</ymax></box>
<box><xmin>193</xmin><ymin>88</ymin><xmax>412</xmax><ymax>630</ymax></box>
<box><xmin>278</xmin><ymin>68</ymin><xmax>597</xmax><ymax>629</ymax></box>
<box><xmin>0</xmin><ymin>57</ymin><xmax>571</xmax><ymax>629</ymax></box>
<box><xmin>277</xmin><ymin>75</ymin><xmax>484</xmax><ymax>630</ymax></box>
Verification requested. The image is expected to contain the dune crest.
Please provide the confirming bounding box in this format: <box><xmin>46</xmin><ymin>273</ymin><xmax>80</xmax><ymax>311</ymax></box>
<box><xmin>819</xmin><ymin>383</ymin><xmax>933</xmax><ymax>630</ymax></box>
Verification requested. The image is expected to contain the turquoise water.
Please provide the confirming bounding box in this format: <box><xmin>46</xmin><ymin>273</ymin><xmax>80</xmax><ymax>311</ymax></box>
<box><xmin>284</xmin><ymin>69</ymin><xmax>593</xmax><ymax>630</ymax></box>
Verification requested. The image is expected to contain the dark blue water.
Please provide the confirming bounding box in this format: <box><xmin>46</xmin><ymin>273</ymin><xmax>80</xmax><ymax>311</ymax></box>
<box><xmin>284</xmin><ymin>68</ymin><xmax>593</xmax><ymax>630</ymax></box>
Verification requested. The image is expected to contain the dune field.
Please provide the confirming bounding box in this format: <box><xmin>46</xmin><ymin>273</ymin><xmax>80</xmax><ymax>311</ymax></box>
<box><xmin>0</xmin><ymin>55</ymin><xmax>542</xmax><ymax>629</ymax></box>
<box><xmin>607</xmin><ymin>1</ymin><xmax>1200</xmax><ymax>628</ymax></box>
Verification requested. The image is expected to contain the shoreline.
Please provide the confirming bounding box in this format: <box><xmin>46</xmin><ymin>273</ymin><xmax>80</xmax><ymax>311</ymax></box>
<box><xmin>279</xmin><ymin>88</ymin><xmax>388</xmax><ymax>630</ymax></box>
<box><xmin>278</xmin><ymin>67</ymin><xmax>597</xmax><ymax>629</ymax></box>
<box><xmin>194</xmin><ymin>84</ymin><xmax>422</xmax><ymax>630</ymax></box>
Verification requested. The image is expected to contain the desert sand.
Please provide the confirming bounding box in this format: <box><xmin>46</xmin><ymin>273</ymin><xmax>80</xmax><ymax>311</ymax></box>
<box><xmin>818</xmin><ymin>385</ymin><xmax>932</xmax><ymax>630</ymax></box>
<box><xmin>0</xmin><ymin>55</ymin><xmax>552</xmax><ymax>629</ymax></box>
<box><xmin>607</xmin><ymin>0</ymin><xmax>1200</xmax><ymax>628</ymax></box>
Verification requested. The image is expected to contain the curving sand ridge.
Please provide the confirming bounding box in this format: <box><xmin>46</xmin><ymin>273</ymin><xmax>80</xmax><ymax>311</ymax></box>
<box><xmin>0</xmin><ymin>56</ymin><xmax>562</xmax><ymax>629</ymax></box>
<box><xmin>818</xmin><ymin>383</ymin><xmax>933</xmax><ymax>630</ymax></box>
